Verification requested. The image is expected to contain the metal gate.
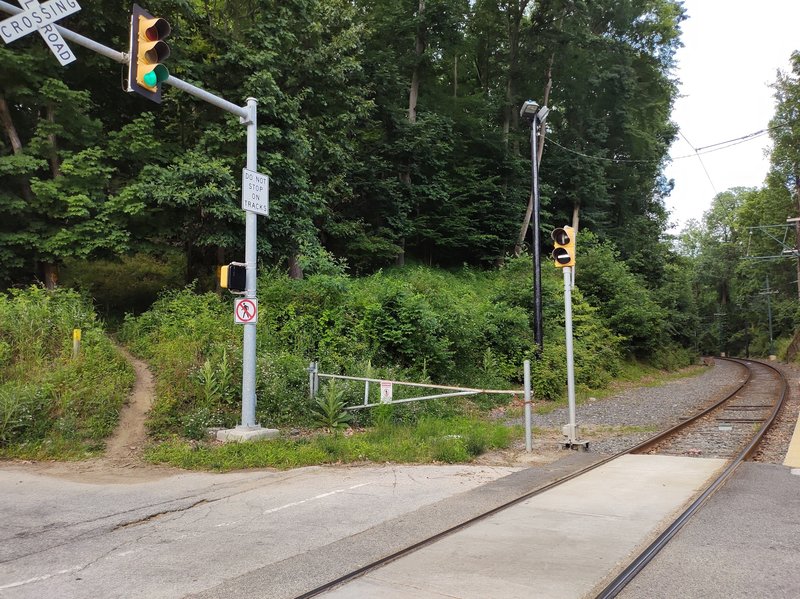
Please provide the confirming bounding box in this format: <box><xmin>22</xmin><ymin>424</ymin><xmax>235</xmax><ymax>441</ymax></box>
<box><xmin>307</xmin><ymin>360</ymin><xmax>536</xmax><ymax>451</ymax></box>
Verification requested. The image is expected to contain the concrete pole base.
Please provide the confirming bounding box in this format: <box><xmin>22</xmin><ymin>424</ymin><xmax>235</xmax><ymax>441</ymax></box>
<box><xmin>561</xmin><ymin>440</ymin><xmax>590</xmax><ymax>451</ymax></box>
<box><xmin>216</xmin><ymin>426</ymin><xmax>279</xmax><ymax>443</ymax></box>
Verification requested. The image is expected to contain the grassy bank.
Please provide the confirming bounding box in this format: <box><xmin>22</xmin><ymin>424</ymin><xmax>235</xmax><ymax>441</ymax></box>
<box><xmin>145</xmin><ymin>416</ymin><xmax>517</xmax><ymax>471</ymax></box>
<box><xmin>0</xmin><ymin>287</ymin><xmax>134</xmax><ymax>459</ymax></box>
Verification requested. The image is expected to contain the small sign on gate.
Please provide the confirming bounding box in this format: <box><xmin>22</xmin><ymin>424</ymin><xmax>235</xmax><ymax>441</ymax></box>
<box><xmin>380</xmin><ymin>380</ymin><xmax>393</xmax><ymax>404</ymax></box>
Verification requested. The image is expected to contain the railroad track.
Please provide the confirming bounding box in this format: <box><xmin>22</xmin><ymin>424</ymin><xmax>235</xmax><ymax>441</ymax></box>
<box><xmin>596</xmin><ymin>358</ymin><xmax>788</xmax><ymax>598</ymax></box>
<box><xmin>296</xmin><ymin>358</ymin><xmax>788</xmax><ymax>599</ymax></box>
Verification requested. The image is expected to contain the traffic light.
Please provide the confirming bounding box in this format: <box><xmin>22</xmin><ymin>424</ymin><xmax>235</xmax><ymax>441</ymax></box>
<box><xmin>551</xmin><ymin>226</ymin><xmax>576</xmax><ymax>268</ymax></box>
<box><xmin>127</xmin><ymin>4</ymin><xmax>171</xmax><ymax>103</ymax></box>
<box><xmin>220</xmin><ymin>263</ymin><xmax>247</xmax><ymax>293</ymax></box>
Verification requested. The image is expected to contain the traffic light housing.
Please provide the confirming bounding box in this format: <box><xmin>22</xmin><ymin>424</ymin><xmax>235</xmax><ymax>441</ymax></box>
<box><xmin>220</xmin><ymin>263</ymin><xmax>247</xmax><ymax>293</ymax></box>
<box><xmin>551</xmin><ymin>226</ymin><xmax>576</xmax><ymax>268</ymax></box>
<box><xmin>127</xmin><ymin>4</ymin><xmax>171</xmax><ymax>103</ymax></box>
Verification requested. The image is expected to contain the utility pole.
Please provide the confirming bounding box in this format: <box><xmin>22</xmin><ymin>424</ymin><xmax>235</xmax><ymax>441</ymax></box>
<box><xmin>788</xmin><ymin>216</ymin><xmax>800</xmax><ymax>300</ymax></box>
<box><xmin>758</xmin><ymin>276</ymin><xmax>778</xmax><ymax>359</ymax></box>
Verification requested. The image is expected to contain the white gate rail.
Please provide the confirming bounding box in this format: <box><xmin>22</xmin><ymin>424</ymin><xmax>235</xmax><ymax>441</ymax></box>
<box><xmin>307</xmin><ymin>361</ymin><xmax>535</xmax><ymax>452</ymax></box>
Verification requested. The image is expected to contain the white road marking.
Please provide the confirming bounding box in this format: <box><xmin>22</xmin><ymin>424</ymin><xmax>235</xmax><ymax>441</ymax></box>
<box><xmin>263</xmin><ymin>482</ymin><xmax>372</xmax><ymax>515</ymax></box>
<box><xmin>0</xmin><ymin>565</ymin><xmax>82</xmax><ymax>590</ymax></box>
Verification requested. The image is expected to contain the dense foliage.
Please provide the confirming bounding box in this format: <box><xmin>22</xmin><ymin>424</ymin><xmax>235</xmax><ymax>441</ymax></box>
<box><xmin>0</xmin><ymin>0</ymin><xmax>685</xmax><ymax>286</ymax></box>
<box><xmin>0</xmin><ymin>287</ymin><xmax>134</xmax><ymax>456</ymax></box>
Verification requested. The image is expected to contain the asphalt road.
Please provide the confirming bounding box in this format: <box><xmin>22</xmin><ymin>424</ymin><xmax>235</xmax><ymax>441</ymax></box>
<box><xmin>0</xmin><ymin>462</ymin><xmax>526</xmax><ymax>599</ymax></box>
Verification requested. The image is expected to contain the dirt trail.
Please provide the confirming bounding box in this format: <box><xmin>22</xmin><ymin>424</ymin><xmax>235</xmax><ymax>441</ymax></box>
<box><xmin>6</xmin><ymin>346</ymin><xmax>179</xmax><ymax>484</ymax></box>
<box><xmin>104</xmin><ymin>346</ymin><xmax>153</xmax><ymax>461</ymax></box>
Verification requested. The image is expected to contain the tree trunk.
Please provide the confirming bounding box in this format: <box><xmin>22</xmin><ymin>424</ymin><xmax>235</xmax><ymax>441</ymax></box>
<box><xmin>396</xmin><ymin>0</ymin><xmax>426</xmax><ymax>266</ymax></box>
<box><xmin>407</xmin><ymin>0</ymin><xmax>425</xmax><ymax>125</ymax></box>
<box><xmin>453</xmin><ymin>53</ymin><xmax>458</xmax><ymax>99</ymax></box>
<box><xmin>501</xmin><ymin>1</ymin><xmax>530</xmax><ymax>149</ymax></box>
<box><xmin>571</xmin><ymin>201</ymin><xmax>580</xmax><ymax>232</ymax></box>
<box><xmin>0</xmin><ymin>93</ymin><xmax>32</xmax><ymax>201</ymax></box>
<box><xmin>41</xmin><ymin>262</ymin><xmax>58</xmax><ymax>290</ymax></box>
<box><xmin>0</xmin><ymin>94</ymin><xmax>23</xmax><ymax>153</ymax></box>
<box><xmin>288</xmin><ymin>252</ymin><xmax>304</xmax><ymax>280</ymax></box>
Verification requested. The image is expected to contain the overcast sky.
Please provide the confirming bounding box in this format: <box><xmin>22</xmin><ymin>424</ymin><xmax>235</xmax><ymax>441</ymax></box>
<box><xmin>664</xmin><ymin>0</ymin><xmax>800</xmax><ymax>232</ymax></box>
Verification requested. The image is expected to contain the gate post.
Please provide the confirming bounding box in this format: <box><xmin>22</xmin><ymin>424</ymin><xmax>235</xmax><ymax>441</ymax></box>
<box><xmin>524</xmin><ymin>360</ymin><xmax>532</xmax><ymax>452</ymax></box>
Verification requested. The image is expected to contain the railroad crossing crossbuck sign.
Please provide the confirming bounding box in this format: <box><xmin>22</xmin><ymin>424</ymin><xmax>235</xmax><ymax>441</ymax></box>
<box><xmin>0</xmin><ymin>0</ymin><xmax>81</xmax><ymax>65</ymax></box>
<box><xmin>234</xmin><ymin>298</ymin><xmax>258</xmax><ymax>325</ymax></box>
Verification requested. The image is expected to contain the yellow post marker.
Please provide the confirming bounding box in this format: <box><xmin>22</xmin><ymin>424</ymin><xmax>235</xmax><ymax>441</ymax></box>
<box><xmin>72</xmin><ymin>328</ymin><xmax>81</xmax><ymax>359</ymax></box>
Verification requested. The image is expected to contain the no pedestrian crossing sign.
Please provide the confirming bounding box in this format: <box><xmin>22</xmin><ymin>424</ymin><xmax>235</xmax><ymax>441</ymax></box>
<box><xmin>0</xmin><ymin>0</ymin><xmax>81</xmax><ymax>65</ymax></box>
<box><xmin>242</xmin><ymin>168</ymin><xmax>269</xmax><ymax>216</ymax></box>
<box><xmin>234</xmin><ymin>298</ymin><xmax>257</xmax><ymax>324</ymax></box>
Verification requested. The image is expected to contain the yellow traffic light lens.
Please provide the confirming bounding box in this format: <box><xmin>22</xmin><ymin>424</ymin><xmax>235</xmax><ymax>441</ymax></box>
<box><xmin>553</xmin><ymin>248</ymin><xmax>572</xmax><ymax>265</ymax></box>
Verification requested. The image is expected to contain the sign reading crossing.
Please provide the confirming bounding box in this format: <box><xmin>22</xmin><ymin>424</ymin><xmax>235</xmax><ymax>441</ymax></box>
<box><xmin>234</xmin><ymin>298</ymin><xmax>258</xmax><ymax>324</ymax></box>
<box><xmin>0</xmin><ymin>0</ymin><xmax>81</xmax><ymax>65</ymax></box>
<box><xmin>242</xmin><ymin>168</ymin><xmax>269</xmax><ymax>216</ymax></box>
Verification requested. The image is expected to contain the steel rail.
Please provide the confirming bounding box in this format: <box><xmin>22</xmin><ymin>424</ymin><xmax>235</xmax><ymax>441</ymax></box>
<box><xmin>294</xmin><ymin>358</ymin><xmax>759</xmax><ymax>599</ymax></box>
<box><xmin>595</xmin><ymin>358</ymin><xmax>788</xmax><ymax>599</ymax></box>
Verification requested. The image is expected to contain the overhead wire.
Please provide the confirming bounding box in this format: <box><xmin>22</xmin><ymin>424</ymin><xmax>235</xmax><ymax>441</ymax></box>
<box><xmin>679</xmin><ymin>130</ymin><xmax>718</xmax><ymax>194</ymax></box>
<box><xmin>545</xmin><ymin>121</ymin><xmax>791</xmax><ymax>165</ymax></box>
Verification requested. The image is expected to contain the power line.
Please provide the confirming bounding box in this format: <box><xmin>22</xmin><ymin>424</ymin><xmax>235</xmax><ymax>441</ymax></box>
<box><xmin>546</xmin><ymin>121</ymin><xmax>791</xmax><ymax>165</ymax></box>
<box><xmin>679</xmin><ymin>130</ymin><xmax>718</xmax><ymax>194</ymax></box>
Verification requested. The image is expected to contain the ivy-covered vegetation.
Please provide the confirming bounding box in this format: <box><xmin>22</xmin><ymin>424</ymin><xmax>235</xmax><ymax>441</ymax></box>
<box><xmin>0</xmin><ymin>287</ymin><xmax>134</xmax><ymax>457</ymax></box>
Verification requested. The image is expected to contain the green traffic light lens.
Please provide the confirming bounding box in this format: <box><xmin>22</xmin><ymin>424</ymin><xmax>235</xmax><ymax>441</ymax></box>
<box><xmin>143</xmin><ymin>70</ymin><xmax>158</xmax><ymax>87</ymax></box>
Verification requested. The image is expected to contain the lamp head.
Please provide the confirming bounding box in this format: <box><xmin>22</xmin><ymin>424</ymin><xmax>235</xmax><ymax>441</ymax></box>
<box><xmin>520</xmin><ymin>100</ymin><xmax>540</xmax><ymax>119</ymax></box>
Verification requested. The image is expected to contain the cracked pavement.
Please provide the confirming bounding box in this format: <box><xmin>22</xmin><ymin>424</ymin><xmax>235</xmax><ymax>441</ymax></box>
<box><xmin>0</xmin><ymin>463</ymin><xmax>522</xmax><ymax>598</ymax></box>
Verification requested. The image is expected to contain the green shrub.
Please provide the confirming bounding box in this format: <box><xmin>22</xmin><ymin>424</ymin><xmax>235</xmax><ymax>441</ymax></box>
<box><xmin>311</xmin><ymin>380</ymin><xmax>353</xmax><ymax>431</ymax></box>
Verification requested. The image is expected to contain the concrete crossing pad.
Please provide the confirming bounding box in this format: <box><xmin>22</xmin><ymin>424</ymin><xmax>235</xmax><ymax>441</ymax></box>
<box><xmin>322</xmin><ymin>454</ymin><xmax>726</xmax><ymax>599</ymax></box>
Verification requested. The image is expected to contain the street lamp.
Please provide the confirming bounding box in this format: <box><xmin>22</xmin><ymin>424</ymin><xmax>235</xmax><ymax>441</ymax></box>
<box><xmin>520</xmin><ymin>99</ymin><xmax>549</xmax><ymax>354</ymax></box>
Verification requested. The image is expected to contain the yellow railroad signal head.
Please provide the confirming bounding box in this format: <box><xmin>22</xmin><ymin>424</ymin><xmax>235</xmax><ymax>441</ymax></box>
<box><xmin>551</xmin><ymin>225</ymin><xmax>576</xmax><ymax>268</ymax></box>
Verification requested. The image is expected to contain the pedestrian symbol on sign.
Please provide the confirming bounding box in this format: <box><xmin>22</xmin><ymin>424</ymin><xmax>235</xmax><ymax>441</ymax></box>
<box><xmin>234</xmin><ymin>298</ymin><xmax>258</xmax><ymax>324</ymax></box>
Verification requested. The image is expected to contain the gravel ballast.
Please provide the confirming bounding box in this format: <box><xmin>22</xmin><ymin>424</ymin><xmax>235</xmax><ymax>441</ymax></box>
<box><xmin>507</xmin><ymin>359</ymin><xmax>798</xmax><ymax>458</ymax></box>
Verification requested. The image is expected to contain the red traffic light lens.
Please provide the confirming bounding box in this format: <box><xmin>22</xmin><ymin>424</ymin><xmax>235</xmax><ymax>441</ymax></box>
<box><xmin>552</xmin><ymin>228</ymin><xmax>571</xmax><ymax>245</ymax></box>
<box><xmin>145</xmin><ymin>18</ymin><xmax>170</xmax><ymax>41</ymax></box>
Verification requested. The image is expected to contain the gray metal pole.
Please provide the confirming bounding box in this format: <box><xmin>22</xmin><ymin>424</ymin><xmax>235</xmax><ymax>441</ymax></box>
<box><xmin>524</xmin><ymin>359</ymin><xmax>532</xmax><ymax>452</ymax></box>
<box><xmin>766</xmin><ymin>276</ymin><xmax>775</xmax><ymax>356</ymax></box>
<box><xmin>531</xmin><ymin>118</ymin><xmax>543</xmax><ymax>354</ymax></box>
<box><xmin>239</xmin><ymin>97</ymin><xmax>259</xmax><ymax>429</ymax></box>
<box><xmin>564</xmin><ymin>266</ymin><xmax>577</xmax><ymax>443</ymax></box>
